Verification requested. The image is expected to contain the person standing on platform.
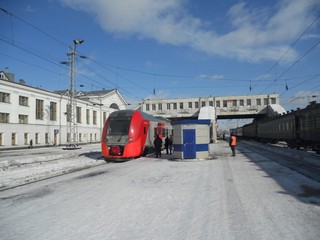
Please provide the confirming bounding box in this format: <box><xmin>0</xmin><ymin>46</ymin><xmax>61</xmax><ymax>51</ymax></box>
<box><xmin>154</xmin><ymin>135</ymin><xmax>163</xmax><ymax>158</ymax></box>
<box><xmin>169</xmin><ymin>135</ymin><xmax>173</xmax><ymax>154</ymax></box>
<box><xmin>164</xmin><ymin>136</ymin><xmax>170</xmax><ymax>154</ymax></box>
<box><xmin>229</xmin><ymin>134</ymin><xmax>237</xmax><ymax>156</ymax></box>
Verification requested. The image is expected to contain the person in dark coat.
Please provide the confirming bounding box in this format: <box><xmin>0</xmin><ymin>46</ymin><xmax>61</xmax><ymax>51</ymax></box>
<box><xmin>153</xmin><ymin>135</ymin><xmax>163</xmax><ymax>158</ymax></box>
<box><xmin>164</xmin><ymin>136</ymin><xmax>170</xmax><ymax>154</ymax></box>
<box><xmin>169</xmin><ymin>135</ymin><xmax>173</xmax><ymax>154</ymax></box>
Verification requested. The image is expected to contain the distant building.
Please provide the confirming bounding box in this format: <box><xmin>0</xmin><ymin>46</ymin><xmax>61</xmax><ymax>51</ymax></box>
<box><xmin>0</xmin><ymin>69</ymin><xmax>128</xmax><ymax>149</ymax></box>
<box><xmin>141</xmin><ymin>94</ymin><xmax>280</xmax><ymax>119</ymax></box>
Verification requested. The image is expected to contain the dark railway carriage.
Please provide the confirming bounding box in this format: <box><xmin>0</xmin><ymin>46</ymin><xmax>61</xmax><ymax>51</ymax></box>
<box><xmin>242</xmin><ymin>122</ymin><xmax>257</xmax><ymax>139</ymax></box>
<box><xmin>257</xmin><ymin>113</ymin><xmax>296</xmax><ymax>144</ymax></box>
<box><xmin>240</xmin><ymin>101</ymin><xmax>320</xmax><ymax>153</ymax></box>
<box><xmin>230</xmin><ymin>127</ymin><xmax>243</xmax><ymax>138</ymax></box>
<box><xmin>101</xmin><ymin>110</ymin><xmax>172</xmax><ymax>160</ymax></box>
<box><xmin>297</xmin><ymin>102</ymin><xmax>320</xmax><ymax>151</ymax></box>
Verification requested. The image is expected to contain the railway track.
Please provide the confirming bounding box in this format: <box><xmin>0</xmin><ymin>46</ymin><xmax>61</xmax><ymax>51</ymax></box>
<box><xmin>239</xmin><ymin>140</ymin><xmax>320</xmax><ymax>182</ymax></box>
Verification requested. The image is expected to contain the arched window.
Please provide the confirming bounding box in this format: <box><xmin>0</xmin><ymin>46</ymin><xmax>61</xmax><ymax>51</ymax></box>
<box><xmin>110</xmin><ymin>103</ymin><xmax>119</xmax><ymax>110</ymax></box>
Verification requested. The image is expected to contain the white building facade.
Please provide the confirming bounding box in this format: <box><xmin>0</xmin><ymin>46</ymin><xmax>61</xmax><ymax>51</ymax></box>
<box><xmin>0</xmin><ymin>71</ymin><xmax>127</xmax><ymax>149</ymax></box>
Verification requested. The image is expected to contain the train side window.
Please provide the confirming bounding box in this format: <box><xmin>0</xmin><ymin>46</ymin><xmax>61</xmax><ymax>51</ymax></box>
<box><xmin>144</xmin><ymin>126</ymin><xmax>146</xmax><ymax>134</ymax></box>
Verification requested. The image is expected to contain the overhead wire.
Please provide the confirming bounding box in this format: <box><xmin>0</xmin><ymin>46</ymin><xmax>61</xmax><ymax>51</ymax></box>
<box><xmin>2</xmin><ymin>7</ymin><xmax>319</xmax><ymax>101</ymax></box>
<box><xmin>260</xmin><ymin>38</ymin><xmax>320</xmax><ymax>94</ymax></box>
<box><xmin>252</xmin><ymin>13</ymin><xmax>320</xmax><ymax>92</ymax></box>
<box><xmin>261</xmin><ymin>14</ymin><xmax>320</xmax><ymax>93</ymax></box>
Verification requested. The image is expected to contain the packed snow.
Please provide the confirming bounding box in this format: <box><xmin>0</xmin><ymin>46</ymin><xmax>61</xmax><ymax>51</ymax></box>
<box><xmin>0</xmin><ymin>141</ymin><xmax>320</xmax><ymax>240</ymax></box>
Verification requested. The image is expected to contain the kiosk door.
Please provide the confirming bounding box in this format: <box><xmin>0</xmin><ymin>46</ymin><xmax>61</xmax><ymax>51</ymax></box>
<box><xmin>183</xmin><ymin>129</ymin><xmax>196</xmax><ymax>159</ymax></box>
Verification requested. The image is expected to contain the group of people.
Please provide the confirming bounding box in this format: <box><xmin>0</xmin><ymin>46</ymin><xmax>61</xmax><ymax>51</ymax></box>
<box><xmin>153</xmin><ymin>135</ymin><xmax>173</xmax><ymax>158</ymax></box>
<box><xmin>154</xmin><ymin>133</ymin><xmax>237</xmax><ymax>158</ymax></box>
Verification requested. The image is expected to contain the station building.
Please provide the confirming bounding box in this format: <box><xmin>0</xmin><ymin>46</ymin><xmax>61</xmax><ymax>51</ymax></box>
<box><xmin>0</xmin><ymin>70</ymin><xmax>128</xmax><ymax>149</ymax></box>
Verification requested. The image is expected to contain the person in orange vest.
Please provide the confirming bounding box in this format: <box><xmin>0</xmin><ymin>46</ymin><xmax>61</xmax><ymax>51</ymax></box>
<box><xmin>229</xmin><ymin>134</ymin><xmax>237</xmax><ymax>156</ymax></box>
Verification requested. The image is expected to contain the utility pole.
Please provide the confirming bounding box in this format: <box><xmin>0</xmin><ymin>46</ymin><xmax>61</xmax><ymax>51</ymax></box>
<box><xmin>61</xmin><ymin>39</ymin><xmax>84</xmax><ymax>149</ymax></box>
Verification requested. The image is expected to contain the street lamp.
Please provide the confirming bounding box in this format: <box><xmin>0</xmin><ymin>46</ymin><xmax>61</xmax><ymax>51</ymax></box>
<box><xmin>61</xmin><ymin>39</ymin><xmax>84</xmax><ymax>149</ymax></box>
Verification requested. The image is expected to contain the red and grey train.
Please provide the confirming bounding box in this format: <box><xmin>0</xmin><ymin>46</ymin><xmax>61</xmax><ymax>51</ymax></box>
<box><xmin>231</xmin><ymin>101</ymin><xmax>320</xmax><ymax>153</ymax></box>
<box><xmin>101</xmin><ymin>110</ymin><xmax>172</xmax><ymax>160</ymax></box>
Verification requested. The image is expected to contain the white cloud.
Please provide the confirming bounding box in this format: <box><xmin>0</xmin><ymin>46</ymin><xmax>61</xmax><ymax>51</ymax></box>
<box><xmin>60</xmin><ymin>0</ymin><xmax>320</xmax><ymax>62</ymax></box>
<box><xmin>198</xmin><ymin>74</ymin><xmax>224</xmax><ymax>80</ymax></box>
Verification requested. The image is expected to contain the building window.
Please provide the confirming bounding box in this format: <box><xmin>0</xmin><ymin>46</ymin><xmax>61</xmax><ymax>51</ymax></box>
<box><xmin>188</xmin><ymin>102</ymin><xmax>192</xmax><ymax>108</ymax></box>
<box><xmin>79</xmin><ymin>133</ymin><xmax>82</xmax><ymax>142</ymax></box>
<box><xmin>158</xmin><ymin>103</ymin><xmax>162</xmax><ymax>111</ymax></box>
<box><xmin>36</xmin><ymin>99</ymin><xmax>44</xmax><ymax>120</ymax></box>
<box><xmin>0</xmin><ymin>113</ymin><xmax>9</xmax><ymax>123</ymax></box>
<box><xmin>93</xmin><ymin>111</ymin><xmax>97</xmax><ymax>125</ymax></box>
<box><xmin>50</xmin><ymin>102</ymin><xmax>57</xmax><ymax>121</ymax></box>
<box><xmin>195</xmin><ymin>102</ymin><xmax>199</xmax><ymax>108</ymax></box>
<box><xmin>146</xmin><ymin>104</ymin><xmax>150</xmax><ymax>111</ymax></box>
<box><xmin>264</xmin><ymin>98</ymin><xmax>269</xmax><ymax>105</ymax></box>
<box><xmin>173</xmin><ymin>103</ymin><xmax>177</xmax><ymax>110</ymax></box>
<box><xmin>45</xmin><ymin>133</ymin><xmax>49</xmax><ymax>144</ymax></box>
<box><xmin>271</xmin><ymin>98</ymin><xmax>276</xmax><ymax>104</ymax></box>
<box><xmin>19</xmin><ymin>114</ymin><xmax>28</xmax><ymax>124</ymax></box>
<box><xmin>247</xmin><ymin>99</ymin><xmax>251</xmax><ymax>106</ymax></box>
<box><xmin>24</xmin><ymin>133</ymin><xmax>29</xmax><ymax>145</ymax></box>
<box><xmin>167</xmin><ymin>103</ymin><xmax>171</xmax><ymax>110</ymax></box>
<box><xmin>209</xmin><ymin>101</ymin><xmax>213</xmax><ymax>106</ymax></box>
<box><xmin>19</xmin><ymin>96</ymin><xmax>28</xmax><ymax>106</ymax></box>
<box><xmin>256</xmin><ymin>99</ymin><xmax>261</xmax><ymax>106</ymax></box>
<box><xmin>233</xmin><ymin>100</ymin><xmax>237</xmax><ymax>107</ymax></box>
<box><xmin>152</xmin><ymin>104</ymin><xmax>156</xmax><ymax>111</ymax></box>
<box><xmin>240</xmin><ymin>100</ymin><xmax>244</xmax><ymax>106</ymax></box>
<box><xmin>223</xmin><ymin>100</ymin><xmax>227</xmax><ymax>107</ymax></box>
<box><xmin>216</xmin><ymin>101</ymin><xmax>220</xmax><ymax>107</ymax></box>
<box><xmin>179</xmin><ymin>102</ymin><xmax>183</xmax><ymax>109</ymax></box>
<box><xmin>0</xmin><ymin>92</ymin><xmax>10</xmax><ymax>103</ymax></box>
<box><xmin>76</xmin><ymin>106</ymin><xmax>81</xmax><ymax>123</ymax></box>
<box><xmin>12</xmin><ymin>133</ymin><xmax>16</xmax><ymax>146</ymax></box>
<box><xmin>0</xmin><ymin>133</ymin><xmax>3</xmax><ymax>146</ymax></box>
<box><xmin>86</xmin><ymin>109</ymin><xmax>90</xmax><ymax>124</ymax></box>
<box><xmin>202</xmin><ymin>101</ymin><xmax>206</xmax><ymax>107</ymax></box>
<box><xmin>35</xmin><ymin>133</ymin><xmax>40</xmax><ymax>144</ymax></box>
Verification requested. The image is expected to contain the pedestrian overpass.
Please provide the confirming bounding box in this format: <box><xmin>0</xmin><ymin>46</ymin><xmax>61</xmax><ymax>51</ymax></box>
<box><xmin>141</xmin><ymin>93</ymin><xmax>285</xmax><ymax>120</ymax></box>
<box><xmin>140</xmin><ymin>93</ymin><xmax>286</xmax><ymax>142</ymax></box>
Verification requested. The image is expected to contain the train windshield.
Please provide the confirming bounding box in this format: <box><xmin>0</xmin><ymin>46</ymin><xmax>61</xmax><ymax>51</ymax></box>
<box><xmin>107</xmin><ymin>119</ymin><xmax>130</xmax><ymax>135</ymax></box>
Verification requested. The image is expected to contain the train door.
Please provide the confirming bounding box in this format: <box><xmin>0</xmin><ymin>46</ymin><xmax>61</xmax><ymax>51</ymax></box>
<box><xmin>156</xmin><ymin>122</ymin><xmax>164</xmax><ymax>139</ymax></box>
<box><xmin>183</xmin><ymin>129</ymin><xmax>196</xmax><ymax>159</ymax></box>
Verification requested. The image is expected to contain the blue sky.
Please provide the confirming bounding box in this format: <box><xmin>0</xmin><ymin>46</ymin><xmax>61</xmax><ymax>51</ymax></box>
<box><xmin>1</xmin><ymin>0</ymin><xmax>320</xmax><ymax>112</ymax></box>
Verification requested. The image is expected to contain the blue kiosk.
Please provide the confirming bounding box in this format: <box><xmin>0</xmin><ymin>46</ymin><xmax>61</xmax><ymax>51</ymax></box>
<box><xmin>172</xmin><ymin>119</ymin><xmax>211</xmax><ymax>160</ymax></box>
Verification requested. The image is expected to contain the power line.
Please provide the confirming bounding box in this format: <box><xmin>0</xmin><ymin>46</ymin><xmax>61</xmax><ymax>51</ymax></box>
<box><xmin>260</xmin><ymin>38</ymin><xmax>320</xmax><ymax>94</ymax></box>
<box><xmin>0</xmin><ymin>37</ymin><xmax>68</xmax><ymax>69</ymax></box>
<box><xmin>1</xmin><ymin>7</ymin><xmax>69</xmax><ymax>48</ymax></box>
<box><xmin>252</xmin><ymin>13</ymin><xmax>320</xmax><ymax>91</ymax></box>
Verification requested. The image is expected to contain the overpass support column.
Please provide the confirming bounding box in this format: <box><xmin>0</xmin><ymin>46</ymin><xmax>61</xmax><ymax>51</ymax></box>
<box><xmin>211</xmin><ymin>119</ymin><xmax>217</xmax><ymax>143</ymax></box>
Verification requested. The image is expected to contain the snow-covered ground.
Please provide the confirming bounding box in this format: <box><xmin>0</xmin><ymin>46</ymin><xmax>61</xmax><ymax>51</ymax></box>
<box><xmin>0</xmin><ymin>144</ymin><xmax>105</xmax><ymax>189</ymax></box>
<box><xmin>0</xmin><ymin>141</ymin><xmax>320</xmax><ymax>240</ymax></box>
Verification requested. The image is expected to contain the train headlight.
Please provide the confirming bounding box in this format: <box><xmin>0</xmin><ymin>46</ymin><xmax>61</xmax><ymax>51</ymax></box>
<box><xmin>128</xmin><ymin>137</ymin><xmax>133</xmax><ymax>143</ymax></box>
